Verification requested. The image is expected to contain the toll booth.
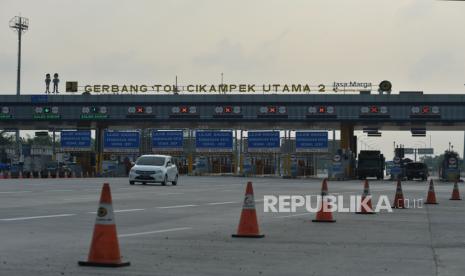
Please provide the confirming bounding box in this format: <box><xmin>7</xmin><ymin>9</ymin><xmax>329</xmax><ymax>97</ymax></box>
<box><xmin>329</xmin><ymin>149</ymin><xmax>356</xmax><ymax>180</ymax></box>
<box><xmin>244</xmin><ymin>131</ymin><xmax>281</xmax><ymax>176</ymax></box>
<box><xmin>193</xmin><ymin>130</ymin><xmax>235</xmax><ymax>175</ymax></box>
<box><xmin>244</xmin><ymin>153</ymin><xmax>279</xmax><ymax>176</ymax></box>
<box><xmin>101</xmin><ymin>130</ymin><xmax>140</xmax><ymax>176</ymax></box>
<box><xmin>60</xmin><ymin>130</ymin><xmax>93</xmax><ymax>176</ymax></box>
<box><xmin>283</xmin><ymin>131</ymin><xmax>331</xmax><ymax>178</ymax></box>
<box><xmin>150</xmin><ymin>130</ymin><xmax>188</xmax><ymax>175</ymax></box>
<box><xmin>440</xmin><ymin>150</ymin><xmax>461</xmax><ymax>182</ymax></box>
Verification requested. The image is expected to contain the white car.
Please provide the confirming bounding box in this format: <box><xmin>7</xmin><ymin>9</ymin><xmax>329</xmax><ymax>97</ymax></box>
<box><xmin>129</xmin><ymin>155</ymin><xmax>178</xmax><ymax>185</ymax></box>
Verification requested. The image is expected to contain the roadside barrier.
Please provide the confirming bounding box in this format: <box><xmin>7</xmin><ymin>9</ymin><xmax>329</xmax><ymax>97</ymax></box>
<box><xmin>78</xmin><ymin>183</ymin><xmax>130</xmax><ymax>267</ymax></box>
<box><xmin>232</xmin><ymin>181</ymin><xmax>265</xmax><ymax>238</ymax></box>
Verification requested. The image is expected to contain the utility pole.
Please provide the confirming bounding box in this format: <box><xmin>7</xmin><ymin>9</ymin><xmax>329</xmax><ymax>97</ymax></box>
<box><xmin>9</xmin><ymin>15</ymin><xmax>29</xmax><ymax>163</ymax></box>
<box><xmin>9</xmin><ymin>15</ymin><xmax>29</xmax><ymax>96</ymax></box>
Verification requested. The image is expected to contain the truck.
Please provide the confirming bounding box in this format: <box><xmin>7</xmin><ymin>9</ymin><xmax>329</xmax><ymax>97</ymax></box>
<box><xmin>357</xmin><ymin>150</ymin><xmax>385</xmax><ymax>180</ymax></box>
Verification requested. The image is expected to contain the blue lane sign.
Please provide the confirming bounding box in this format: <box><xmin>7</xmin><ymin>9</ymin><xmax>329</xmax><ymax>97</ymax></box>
<box><xmin>60</xmin><ymin>131</ymin><xmax>91</xmax><ymax>151</ymax></box>
<box><xmin>103</xmin><ymin>131</ymin><xmax>140</xmax><ymax>152</ymax></box>
<box><xmin>196</xmin><ymin>131</ymin><xmax>233</xmax><ymax>152</ymax></box>
<box><xmin>296</xmin><ymin>131</ymin><xmax>328</xmax><ymax>152</ymax></box>
<box><xmin>247</xmin><ymin>131</ymin><xmax>280</xmax><ymax>152</ymax></box>
<box><xmin>152</xmin><ymin>130</ymin><xmax>183</xmax><ymax>151</ymax></box>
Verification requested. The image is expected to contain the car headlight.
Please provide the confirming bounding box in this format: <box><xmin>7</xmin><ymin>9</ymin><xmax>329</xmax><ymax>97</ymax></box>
<box><xmin>155</xmin><ymin>169</ymin><xmax>163</xmax><ymax>174</ymax></box>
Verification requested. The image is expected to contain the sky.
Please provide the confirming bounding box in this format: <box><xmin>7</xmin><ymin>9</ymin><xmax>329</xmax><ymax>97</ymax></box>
<box><xmin>1</xmin><ymin>0</ymin><xmax>465</xmax><ymax>159</ymax></box>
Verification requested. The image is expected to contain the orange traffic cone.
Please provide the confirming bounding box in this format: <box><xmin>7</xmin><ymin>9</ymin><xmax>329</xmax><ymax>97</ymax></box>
<box><xmin>356</xmin><ymin>180</ymin><xmax>376</xmax><ymax>214</ymax></box>
<box><xmin>313</xmin><ymin>179</ymin><xmax>336</xmax><ymax>222</ymax></box>
<box><xmin>78</xmin><ymin>183</ymin><xmax>130</xmax><ymax>267</ymax></box>
<box><xmin>232</xmin><ymin>181</ymin><xmax>264</xmax><ymax>238</ymax></box>
<box><xmin>450</xmin><ymin>181</ymin><xmax>462</xmax><ymax>200</ymax></box>
<box><xmin>392</xmin><ymin>180</ymin><xmax>407</xmax><ymax>208</ymax></box>
<box><xmin>425</xmin><ymin>179</ymin><xmax>438</xmax><ymax>204</ymax></box>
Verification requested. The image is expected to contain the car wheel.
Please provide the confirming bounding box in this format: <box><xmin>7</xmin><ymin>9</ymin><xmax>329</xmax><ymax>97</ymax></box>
<box><xmin>129</xmin><ymin>181</ymin><xmax>135</xmax><ymax>185</ymax></box>
<box><xmin>172</xmin><ymin>175</ymin><xmax>178</xmax><ymax>186</ymax></box>
<box><xmin>161</xmin><ymin>175</ymin><xmax>167</xmax><ymax>186</ymax></box>
<box><xmin>142</xmin><ymin>182</ymin><xmax>147</xmax><ymax>185</ymax></box>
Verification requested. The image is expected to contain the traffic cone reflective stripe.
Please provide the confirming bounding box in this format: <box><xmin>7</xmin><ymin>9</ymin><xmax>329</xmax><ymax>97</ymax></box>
<box><xmin>78</xmin><ymin>183</ymin><xmax>130</xmax><ymax>267</ymax></box>
<box><xmin>425</xmin><ymin>179</ymin><xmax>438</xmax><ymax>204</ymax></box>
<box><xmin>392</xmin><ymin>180</ymin><xmax>407</xmax><ymax>209</ymax></box>
<box><xmin>313</xmin><ymin>179</ymin><xmax>336</xmax><ymax>222</ymax></box>
<box><xmin>232</xmin><ymin>181</ymin><xmax>264</xmax><ymax>238</ymax></box>
<box><xmin>356</xmin><ymin>180</ymin><xmax>376</xmax><ymax>214</ymax></box>
<box><xmin>450</xmin><ymin>181</ymin><xmax>462</xmax><ymax>200</ymax></box>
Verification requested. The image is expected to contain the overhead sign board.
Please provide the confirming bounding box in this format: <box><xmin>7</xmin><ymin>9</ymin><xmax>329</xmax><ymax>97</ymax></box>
<box><xmin>296</xmin><ymin>131</ymin><xmax>328</xmax><ymax>152</ymax></box>
<box><xmin>103</xmin><ymin>131</ymin><xmax>140</xmax><ymax>153</ymax></box>
<box><xmin>69</xmin><ymin>81</ymin><xmax>375</xmax><ymax>94</ymax></box>
<box><xmin>403</xmin><ymin>148</ymin><xmax>415</xmax><ymax>154</ymax></box>
<box><xmin>247</xmin><ymin>131</ymin><xmax>280</xmax><ymax>152</ymax></box>
<box><xmin>417</xmin><ymin>148</ymin><xmax>434</xmax><ymax>155</ymax></box>
<box><xmin>60</xmin><ymin>130</ymin><xmax>91</xmax><ymax>151</ymax></box>
<box><xmin>195</xmin><ymin>131</ymin><xmax>233</xmax><ymax>152</ymax></box>
<box><xmin>152</xmin><ymin>130</ymin><xmax>183</xmax><ymax>152</ymax></box>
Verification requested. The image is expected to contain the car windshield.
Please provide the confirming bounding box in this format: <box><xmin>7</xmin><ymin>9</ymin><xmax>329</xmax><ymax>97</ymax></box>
<box><xmin>136</xmin><ymin>156</ymin><xmax>165</xmax><ymax>166</ymax></box>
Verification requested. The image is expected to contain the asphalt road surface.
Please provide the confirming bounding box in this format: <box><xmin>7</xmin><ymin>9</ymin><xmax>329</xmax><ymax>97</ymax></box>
<box><xmin>0</xmin><ymin>176</ymin><xmax>464</xmax><ymax>276</ymax></box>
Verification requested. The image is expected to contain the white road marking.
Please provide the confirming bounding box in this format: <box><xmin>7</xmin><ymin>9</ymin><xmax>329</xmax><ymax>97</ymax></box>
<box><xmin>0</xmin><ymin>213</ymin><xmax>76</xmax><ymax>221</ymax></box>
<box><xmin>274</xmin><ymin>213</ymin><xmax>310</xmax><ymax>219</ymax></box>
<box><xmin>0</xmin><ymin>191</ymin><xmax>32</xmax><ymax>194</ymax></box>
<box><xmin>63</xmin><ymin>197</ymin><xmax>98</xmax><ymax>201</ymax></box>
<box><xmin>88</xmin><ymin>208</ymin><xmax>145</xmax><ymax>214</ymax></box>
<box><xmin>207</xmin><ymin>201</ymin><xmax>237</xmax><ymax>205</ymax></box>
<box><xmin>157</xmin><ymin>204</ymin><xmax>198</xmax><ymax>209</ymax></box>
<box><xmin>115</xmin><ymin>208</ymin><xmax>145</xmax><ymax>213</ymax></box>
<box><xmin>119</xmin><ymin>227</ymin><xmax>192</xmax><ymax>238</ymax></box>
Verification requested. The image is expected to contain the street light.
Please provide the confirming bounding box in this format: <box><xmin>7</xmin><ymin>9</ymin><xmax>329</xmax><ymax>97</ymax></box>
<box><xmin>9</xmin><ymin>15</ymin><xmax>29</xmax><ymax>96</ymax></box>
